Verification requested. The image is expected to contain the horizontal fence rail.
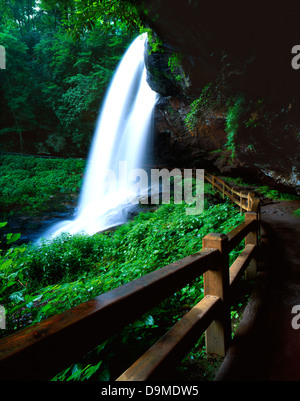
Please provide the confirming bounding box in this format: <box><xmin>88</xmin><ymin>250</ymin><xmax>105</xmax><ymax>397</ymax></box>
<box><xmin>0</xmin><ymin>169</ymin><xmax>261</xmax><ymax>381</ymax></box>
<box><xmin>0</xmin><ymin>249</ymin><xmax>220</xmax><ymax>380</ymax></box>
<box><xmin>117</xmin><ymin>295</ymin><xmax>222</xmax><ymax>381</ymax></box>
<box><xmin>141</xmin><ymin>165</ymin><xmax>260</xmax><ymax>214</ymax></box>
<box><xmin>204</xmin><ymin>172</ymin><xmax>260</xmax><ymax>213</ymax></box>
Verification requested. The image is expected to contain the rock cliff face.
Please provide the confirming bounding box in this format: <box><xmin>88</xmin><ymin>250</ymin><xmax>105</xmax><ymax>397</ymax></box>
<box><xmin>136</xmin><ymin>0</ymin><xmax>300</xmax><ymax>194</ymax></box>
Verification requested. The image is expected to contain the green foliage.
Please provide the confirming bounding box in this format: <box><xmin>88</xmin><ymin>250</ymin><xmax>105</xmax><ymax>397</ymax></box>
<box><xmin>184</xmin><ymin>83</ymin><xmax>222</xmax><ymax>132</ymax></box>
<box><xmin>142</xmin><ymin>28</ymin><xmax>164</xmax><ymax>54</ymax></box>
<box><xmin>0</xmin><ymin>0</ymin><xmax>38</xmax><ymax>33</ymax></box>
<box><xmin>168</xmin><ymin>52</ymin><xmax>185</xmax><ymax>82</ymax></box>
<box><xmin>0</xmin><ymin>155</ymin><xmax>85</xmax><ymax>215</ymax></box>
<box><xmin>225</xmin><ymin>96</ymin><xmax>245</xmax><ymax>160</ymax></box>
<box><xmin>257</xmin><ymin>186</ymin><xmax>299</xmax><ymax>201</ymax></box>
<box><xmin>222</xmin><ymin>175</ymin><xmax>299</xmax><ymax>201</ymax></box>
<box><xmin>294</xmin><ymin>208</ymin><xmax>300</xmax><ymax>217</ymax></box>
<box><xmin>0</xmin><ymin>222</ymin><xmax>20</xmax><ymax>248</ymax></box>
<box><xmin>30</xmin><ymin>25</ymin><xmax>132</xmax><ymax>155</ymax></box>
<box><xmin>67</xmin><ymin>0</ymin><xmax>143</xmax><ymax>40</ymax></box>
<box><xmin>0</xmin><ymin>221</ymin><xmax>26</xmax><ymax>325</ymax></box>
<box><xmin>0</xmin><ymin>195</ymin><xmax>244</xmax><ymax>379</ymax></box>
<box><xmin>224</xmin><ymin>96</ymin><xmax>272</xmax><ymax>161</ymax></box>
<box><xmin>168</xmin><ymin>53</ymin><xmax>182</xmax><ymax>72</ymax></box>
<box><xmin>246</xmin><ymin>144</ymin><xmax>256</xmax><ymax>153</ymax></box>
<box><xmin>0</xmin><ymin>1</ymin><xmax>134</xmax><ymax>156</ymax></box>
<box><xmin>184</xmin><ymin>86</ymin><xmax>267</xmax><ymax>163</ymax></box>
<box><xmin>0</xmin><ymin>26</ymin><xmax>35</xmax><ymax>150</ymax></box>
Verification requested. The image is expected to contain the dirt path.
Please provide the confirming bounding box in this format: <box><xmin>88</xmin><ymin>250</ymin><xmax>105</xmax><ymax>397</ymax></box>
<box><xmin>216</xmin><ymin>199</ymin><xmax>300</xmax><ymax>380</ymax></box>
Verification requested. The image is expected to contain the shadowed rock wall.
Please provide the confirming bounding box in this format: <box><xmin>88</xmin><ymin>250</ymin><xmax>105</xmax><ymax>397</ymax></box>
<box><xmin>134</xmin><ymin>0</ymin><xmax>300</xmax><ymax>193</ymax></box>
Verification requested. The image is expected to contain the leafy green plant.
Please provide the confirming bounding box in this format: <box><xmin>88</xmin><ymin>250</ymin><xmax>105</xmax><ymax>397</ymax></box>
<box><xmin>0</xmin><ymin>193</ymin><xmax>246</xmax><ymax>379</ymax></box>
<box><xmin>145</xmin><ymin>28</ymin><xmax>164</xmax><ymax>54</ymax></box>
<box><xmin>167</xmin><ymin>52</ymin><xmax>187</xmax><ymax>83</ymax></box>
<box><xmin>0</xmin><ymin>155</ymin><xmax>85</xmax><ymax>216</ymax></box>
<box><xmin>246</xmin><ymin>144</ymin><xmax>256</xmax><ymax>153</ymax></box>
<box><xmin>225</xmin><ymin>96</ymin><xmax>245</xmax><ymax>160</ymax></box>
<box><xmin>255</xmin><ymin>186</ymin><xmax>299</xmax><ymax>201</ymax></box>
<box><xmin>68</xmin><ymin>0</ymin><xmax>143</xmax><ymax>39</ymax></box>
<box><xmin>245</xmin><ymin>117</ymin><xmax>261</xmax><ymax>129</ymax></box>
<box><xmin>184</xmin><ymin>83</ymin><xmax>218</xmax><ymax>132</ymax></box>
<box><xmin>0</xmin><ymin>11</ymin><xmax>133</xmax><ymax>156</ymax></box>
<box><xmin>0</xmin><ymin>223</ymin><xmax>26</xmax><ymax>333</ymax></box>
<box><xmin>220</xmin><ymin>175</ymin><xmax>299</xmax><ymax>201</ymax></box>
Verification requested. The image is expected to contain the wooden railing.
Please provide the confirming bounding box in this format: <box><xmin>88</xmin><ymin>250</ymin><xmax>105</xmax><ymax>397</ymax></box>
<box><xmin>142</xmin><ymin>165</ymin><xmax>260</xmax><ymax>214</ymax></box>
<box><xmin>0</xmin><ymin>170</ymin><xmax>260</xmax><ymax>381</ymax></box>
<box><xmin>204</xmin><ymin>172</ymin><xmax>260</xmax><ymax>213</ymax></box>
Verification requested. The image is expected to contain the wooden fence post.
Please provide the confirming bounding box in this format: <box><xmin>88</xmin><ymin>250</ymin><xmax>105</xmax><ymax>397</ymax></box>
<box><xmin>240</xmin><ymin>191</ymin><xmax>244</xmax><ymax>213</ymax></box>
<box><xmin>202</xmin><ymin>233</ymin><xmax>231</xmax><ymax>356</ymax></box>
<box><xmin>245</xmin><ymin>212</ymin><xmax>259</xmax><ymax>280</ymax></box>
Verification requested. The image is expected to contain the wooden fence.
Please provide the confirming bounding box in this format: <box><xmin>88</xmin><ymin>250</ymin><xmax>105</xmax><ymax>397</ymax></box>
<box><xmin>142</xmin><ymin>165</ymin><xmax>260</xmax><ymax>214</ymax></box>
<box><xmin>204</xmin><ymin>172</ymin><xmax>260</xmax><ymax>214</ymax></box>
<box><xmin>0</xmin><ymin>171</ymin><xmax>260</xmax><ymax>381</ymax></box>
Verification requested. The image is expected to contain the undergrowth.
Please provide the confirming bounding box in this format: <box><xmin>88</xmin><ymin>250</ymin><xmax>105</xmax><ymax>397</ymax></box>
<box><xmin>224</xmin><ymin>96</ymin><xmax>245</xmax><ymax>160</ymax></box>
<box><xmin>0</xmin><ymin>190</ymin><xmax>245</xmax><ymax>381</ymax></box>
<box><xmin>0</xmin><ymin>155</ymin><xmax>85</xmax><ymax>216</ymax></box>
<box><xmin>294</xmin><ymin>208</ymin><xmax>300</xmax><ymax>217</ymax></box>
<box><xmin>184</xmin><ymin>83</ymin><xmax>222</xmax><ymax>133</ymax></box>
<box><xmin>222</xmin><ymin>176</ymin><xmax>299</xmax><ymax>201</ymax></box>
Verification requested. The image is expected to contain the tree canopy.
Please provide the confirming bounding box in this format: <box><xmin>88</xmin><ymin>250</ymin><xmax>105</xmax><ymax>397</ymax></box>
<box><xmin>0</xmin><ymin>0</ymin><xmax>143</xmax><ymax>156</ymax></box>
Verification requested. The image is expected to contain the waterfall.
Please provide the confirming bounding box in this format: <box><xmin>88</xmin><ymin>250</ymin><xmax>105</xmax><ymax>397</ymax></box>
<box><xmin>43</xmin><ymin>34</ymin><xmax>157</xmax><ymax>239</ymax></box>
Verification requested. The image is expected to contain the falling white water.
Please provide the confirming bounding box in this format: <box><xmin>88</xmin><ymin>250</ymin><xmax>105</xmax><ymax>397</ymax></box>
<box><xmin>43</xmin><ymin>34</ymin><xmax>157</xmax><ymax>239</ymax></box>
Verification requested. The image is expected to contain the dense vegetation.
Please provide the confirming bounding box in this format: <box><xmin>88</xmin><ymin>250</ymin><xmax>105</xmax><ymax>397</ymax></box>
<box><xmin>222</xmin><ymin>176</ymin><xmax>299</xmax><ymax>201</ymax></box>
<box><xmin>1</xmin><ymin>154</ymin><xmax>296</xmax><ymax>223</ymax></box>
<box><xmin>1</xmin><ymin>0</ymin><xmax>297</xmax><ymax>382</ymax></box>
<box><xmin>184</xmin><ymin>86</ymin><xmax>273</xmax><ymax>163</ymax></box>
<box><xmin>0</xmin><ymin>0</ymin><xmax>137</xmax><ymax>156</ymax></box>
<box><xmin>0</xmin><ymin>154</ymin><xmax>85</xmax><ymax>216</ymax></box>
<box><xmin>0</xmin><ymin>184</ymin><xmax>245</xmax><ymax>380</ymax></box>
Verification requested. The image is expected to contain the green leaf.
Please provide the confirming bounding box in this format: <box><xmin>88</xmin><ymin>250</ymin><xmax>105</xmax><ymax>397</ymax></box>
<box><xmin>0</xmin><ymin>259</ymin><xmax>12</xmax><ymax>271</ymax></box>
<box><xmin>9</xmin><ymin>291</ymin><xmax>24</xmax><ymax>303</ymax></box>
<box><xmin>82</xmin><ymin>361</ymin><xmax>102</xmax><ymax>380</ymax></box>
<box><xmin>6</xmin><ymin>233</ymin><xmax>21</xmax><ymax>245</ymax></box>
<box><xmin>144</xmin><ymin>315</ymin><xmax>155</xmax><ymax>326</ymax></box>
